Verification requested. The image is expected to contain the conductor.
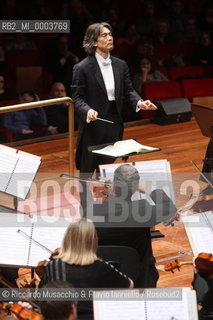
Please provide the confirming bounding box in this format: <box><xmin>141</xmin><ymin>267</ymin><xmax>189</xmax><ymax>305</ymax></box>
<box><xmin>71</xmin><ymin>22</ymin><xmax>157</xmax><ymax>175</ymax></box>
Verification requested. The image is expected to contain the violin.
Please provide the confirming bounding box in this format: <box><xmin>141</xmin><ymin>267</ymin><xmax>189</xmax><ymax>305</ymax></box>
<box><xmin>0</xmin><ymin>302</ymin><xmax>43</xmax><ymax>320</ymax></box>
<box><xmin>17</xmin><ymin>248</ymin><xmax>61</xmax><ymax>289</ymax></box>
<box><xmin>157</xmin><ymin>259</ymin><xmax>193</xmax><ymax>273</ymax></box>
<box><xmin>60</xmin><ymin>172</ymin><xmax>112</xmax><ymax>202</ymax></box>
<box><xmin>157</xmin><ymin>253</ymin><xmax>213</xmax><ymax>276</ymax></box>
<box><xmin>16</xmin><ymin>230</ymin><xmax>60</xmax><ymax>288</ymax></box>
<box><xmin>91</xmin><ymin>181</ymin><xmax>111</xmax><ymax>202</ymax></box>
<box><xmin>194</xmin><ymin>252</ymin><xmax>213</xmax><ymax>279</ymax></box>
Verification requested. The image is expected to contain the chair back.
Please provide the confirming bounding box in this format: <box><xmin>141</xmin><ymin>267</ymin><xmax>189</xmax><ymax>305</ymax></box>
<box><xmin>142</xmin><ymin>80</ymin><xmax>181</xmax><ymax>100</ymax></box>
<box><xmin>97</xmin><ymin>245</ymin><xmax>140</xmax><ymax>281</ymax></box>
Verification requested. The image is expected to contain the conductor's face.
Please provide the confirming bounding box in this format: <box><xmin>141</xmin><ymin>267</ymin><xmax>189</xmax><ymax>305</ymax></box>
<box><xmin>94</xmin><ymin>26</ymin><xmax>113</xmax><ymax>56</ymax></box>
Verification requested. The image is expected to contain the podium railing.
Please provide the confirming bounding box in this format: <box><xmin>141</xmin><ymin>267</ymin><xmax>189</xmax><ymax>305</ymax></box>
<box><xmin>0</xmin><ymin>97</ymin><xmax>75</xmax><ymax>172</ymax></box>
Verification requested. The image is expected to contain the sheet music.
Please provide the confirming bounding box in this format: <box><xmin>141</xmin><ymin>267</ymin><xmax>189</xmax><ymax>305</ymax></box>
<box><xmin>6</xmin><ymin>152</ymin><xmax>41</xmax><ymax>199</ymax></box>
<box><xmin>146</xmin><ymin>290</ymin><xmax>197</xmax><ymax>320</ymax></box>
<box><xmin>0</xmin><ymin>213</ymin><xmax>70</xmax><ymax>267</ymax></box>
<box><xmin>99</xmin><ymin>160</ymin><xmax>175</xmax><ymax>203</ymax></box>
<box><xmin>92</xmin><ymin>139</ymin><xmax>159</xmax><ymax>157</ymax></box>
<box><xmin>0</xmin><ymin>227</ymin><xmax>32</xmax><ymax>266</ymax></box>
<box><xmin>0</xmin><ymin>144</ymin><xmax>41</xmax><ymax>199</ymax></box>
<box><xmin>0</xmin><ymin>226</ymin><xmax>66</xmax><ymax>267</ymax></box>
<box><xmin>93</xmin><ymin>300</ymin><xmax>146</xmax><ymax>320</ymax></box>
<box><xmin>182</xmin><ymin>211</ymin><xmax>213</xmax><ymax>256</ymax></box>
<box><xmin>28</xmin><ymin>226</ymin><xmax>67</xmax><ymax>266</ymax></box>
<box><xmin>93</xmin><ymin>289</ymin><xmax>198</xmax><ymax>320</ymax></box>
<box><xmin>0</xmin><ymin>149</ymin><xmax>19</xmax><ymax>192</ymax></box>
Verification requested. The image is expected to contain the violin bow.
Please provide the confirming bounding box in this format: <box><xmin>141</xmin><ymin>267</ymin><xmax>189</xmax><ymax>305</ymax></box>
<box><xmin>17</xmin><ymin>229</ymin><xmax>53</xmax><ymax>254</ymax></box>
<box><xmin>60</xmin><ymin>173</ymin><xmax>113</xmax><ymax>187</ymax></box>
<box><xmin>190</xmin><ymin>160</ymin><xmax>213</xmax><ymax>189</ymax></box>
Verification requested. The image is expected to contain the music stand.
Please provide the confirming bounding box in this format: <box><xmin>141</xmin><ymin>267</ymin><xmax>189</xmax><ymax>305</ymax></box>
<box><xmin>88</xmin><ymin>141</ymin><xmax>160</xmax><ymax>162</ymax></box>
<box><xmin>191</xmin><ymin>104</ymin><xmax>213</xmax><ymax>137</ymax></box>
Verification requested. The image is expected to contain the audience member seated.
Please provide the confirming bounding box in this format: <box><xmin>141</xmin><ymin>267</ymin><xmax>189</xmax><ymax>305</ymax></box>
<box><xmin>39</xmin><ymin>281</ymin><xmax>78</xmax><ymax>320</ymax></box>
<box><xmin>106</xmin><ymin>8</ymin><xmax>126</xmax><ymax>37</ymax></box>
<box><xmin>0</xmin><ymin>73</ymin><xmax>17</xmax><ymax>102</ymax></box>
<box><xmin>86</xmin><ymin>164</ymin><xmax>177</xmax><ymax>288</ymax></box>
<box><xmin>5</xmin><ymin>33</ymin><xmax>37</xmax><ymax>51</ymax></box>
<box><xmin>181</xmin><ymin>16</ymin><xmax>201</xmax><ymax>43</ymax></box>
<box><xmin>2</xmin><ymin>90</ymin><xmax>57</xmax><ymax>141</ymax></box>
<box><xmin>44</xmin><ymin>82</ymin><xmax>69</xmax><ymax>133</ymax></box>
<box><xmin>40</xmin><ymin>218</ymin><xmax>133</xmax><ymax>318</ymax></box>
<box><xmin>60</xmin><ymin>0</ymin><xmax>93</xmax><ymax>56</ymax></box>
<box><xmin>151</xmin><ymin>18</ymin><xmax>173</xmax><ymax>44</ymax></box>
<box><xmin>117</xmin><ymin>23</ymin><xmax>141</xmax><ymax>47</ymax></box>
<box><xmin>191</xmin><ymin>32</ymin><xmax>213</xmax><ymax>66</ymax></box>
<box><xmin>45</xmin><ymin>35</ymin><xmax>79</xmax><ymax>96</ymax></box>
<box><xmin>133</xmin><ymin>55</ymin><xmax>168</xmax><ymax>94</ymax></box>
<box><xmin>131</xmin><ymin>40</ymin><xmax>155</xmax><ymax>73</ymax></box>
<box><xmin>167</xmin><ymin>0</ymin><xmax>187</xmax><ymax>37</ymax></box>
<box><xmin>136</xmin><ymin>1</ymin><xmax>157</xmax><ymax>36</ymax></box>
<box><xmin>196</xmin><ymin>1</ymin><xmax>213</xmax><ymax>33</ymax></box>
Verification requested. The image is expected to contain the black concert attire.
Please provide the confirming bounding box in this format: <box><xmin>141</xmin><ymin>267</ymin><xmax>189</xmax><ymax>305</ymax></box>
<box><xmin>40</xmin><ymin>258</ymin><xmax>131</xmax><ymax>317</ymax></box>
<box><xmin>88</xmin><ymin>189</ymin><xmax>177</xmax><ymax>288</ymax></box>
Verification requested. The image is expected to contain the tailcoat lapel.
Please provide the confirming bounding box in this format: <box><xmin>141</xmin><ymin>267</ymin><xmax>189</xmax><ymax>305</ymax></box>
<box><xmin>88</xmin><ymin>55</ymin><xmax>108</xmax><ymax>96</ymax></box>
<box><xmin>111</xmin><ymin>57</ymin><xmax>120</xmax><ymax>102</ymax></box>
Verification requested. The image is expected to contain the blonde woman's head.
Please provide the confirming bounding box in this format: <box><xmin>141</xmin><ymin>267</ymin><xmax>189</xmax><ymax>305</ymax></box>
<box><xmin>57</xmin><ymin>218</ymin><xmax>98</xmax><ymax>265</ymax></box>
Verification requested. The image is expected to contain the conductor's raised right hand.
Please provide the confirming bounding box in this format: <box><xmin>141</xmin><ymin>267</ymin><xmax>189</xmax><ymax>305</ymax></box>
<box><xmin>87</xmin><ymin>109</ymin><xmax>98</xmax><ymax>122</ymax></box>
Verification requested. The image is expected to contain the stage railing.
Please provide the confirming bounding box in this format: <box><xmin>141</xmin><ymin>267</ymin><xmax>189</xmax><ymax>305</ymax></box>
<box><xmin>0</xmin><ymin>97</ymin><xmax>75</xmax><ymax>172</ymax></box>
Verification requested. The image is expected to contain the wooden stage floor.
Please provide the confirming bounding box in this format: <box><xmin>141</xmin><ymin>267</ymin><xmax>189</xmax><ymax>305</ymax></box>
<box><xmin>1</xmin><ymin>117</ymin><xmax>211</xmax><ymax>289</ymax></box>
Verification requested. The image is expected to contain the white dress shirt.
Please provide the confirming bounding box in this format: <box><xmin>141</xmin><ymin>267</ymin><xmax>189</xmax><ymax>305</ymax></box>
<box><xmin>95</xmin><ymin>52</ymin><xmax>115</xmax><ymax>101</ymax></box>
<box><xmin>87</xmin><ymin>53</ymin><xmax>141</xmax><ymax>121</ymax></box>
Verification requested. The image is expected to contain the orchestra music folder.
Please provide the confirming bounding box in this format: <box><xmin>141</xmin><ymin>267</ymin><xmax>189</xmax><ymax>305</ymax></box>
<box><xmin>89</xmin><ymin>139</ymin><xmax>160</xmax><ymax>158</ymax></box>
<box><xmin>99</xmin><ymin>160</ymin><xmax>175</xmax><ymax>203</ymax></box>
<box><xmin>93</xmin><ymin>288</ymin><xmax>198</xmax><ymax>320</ymax></box>
<box><xmin>0</xmin><ymin>144</ymin><xmax>41</xmax><ymax>199</ymax></box>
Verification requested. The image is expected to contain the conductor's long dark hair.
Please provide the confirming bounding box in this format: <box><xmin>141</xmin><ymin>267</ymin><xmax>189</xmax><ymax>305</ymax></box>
<box><xmin>82</xmin><ymin>22</ymin><xmax>113</xmax><ymax>55</ymax></box>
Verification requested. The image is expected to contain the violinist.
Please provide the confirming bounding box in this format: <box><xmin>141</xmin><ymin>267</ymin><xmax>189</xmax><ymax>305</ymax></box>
<box><xmin>39</xmin><ymin>281</ymin><xmax>77</xmax><ymax>320</ymax></box>
<box><xmin>88</xmin><ymin>164</ymin><xmax>177</xmax><ymax>288</ymax></box>
<box><xmin>40</xmin><ymin>218</ymin><xmax>133</xmax><ymax>319</ymax></box>
<box><xmin>192</xmin><ymin>253</ymin><xmax>213</xmax><ymax>320</ymax></box>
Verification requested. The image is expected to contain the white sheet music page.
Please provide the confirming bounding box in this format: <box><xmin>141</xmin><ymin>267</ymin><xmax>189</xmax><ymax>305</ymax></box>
<box><xmin>146</xmin><ymin>289</ymin><xmax>198</xmax><ymax>320</ymax></box>
<box><xmin>0</xmin><ymin>145</ymin><xmax>19</xmax><ymax>192</ymax></box>
<box><xmin>5</xmin><ymin>151</ymin><xmax>41</xmax><ymax>199</ymax></box>
<box><xmin>0</xmin><ymin>213</ymin><xmax>71</xmax><ymax>267</ymax></box>
<box><xmin>182</xmin><ymin>211</ymin><xmax>213</xmax><ymax>256</ymax></box>
<box><xmin>99</xmin><ymin>160</ymin><xmax>175</xmax><ymax>203</ymax></box>
<box><xmin>0</xmin><ymin>226</ymin><xmax>32</xmax><ymax>266</ymax></box>
<box><xmin>92</xmin><ymin>139</ymin><xmax>159</xmax><ymax>157</ymax></box>
<box><xmin>28</xmin><ymin>226</ymin><xmax>67</xmax><ymax>266</ymax></box>
<box><xmin>93</xmin><ymin>292</ymin><xmax>146</xmax><ymax>320</ymax></box>
<box><xmin>93</xmin><ymin>289</ymin><xmax>198</xmax><ymax>320</ymax></box>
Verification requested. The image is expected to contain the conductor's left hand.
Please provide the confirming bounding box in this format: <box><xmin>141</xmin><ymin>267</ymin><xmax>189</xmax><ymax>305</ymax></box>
<box><xmin>138</xmin><ymin>100</ymin><xmax>157</xmax><ymax>110</ymax></box>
